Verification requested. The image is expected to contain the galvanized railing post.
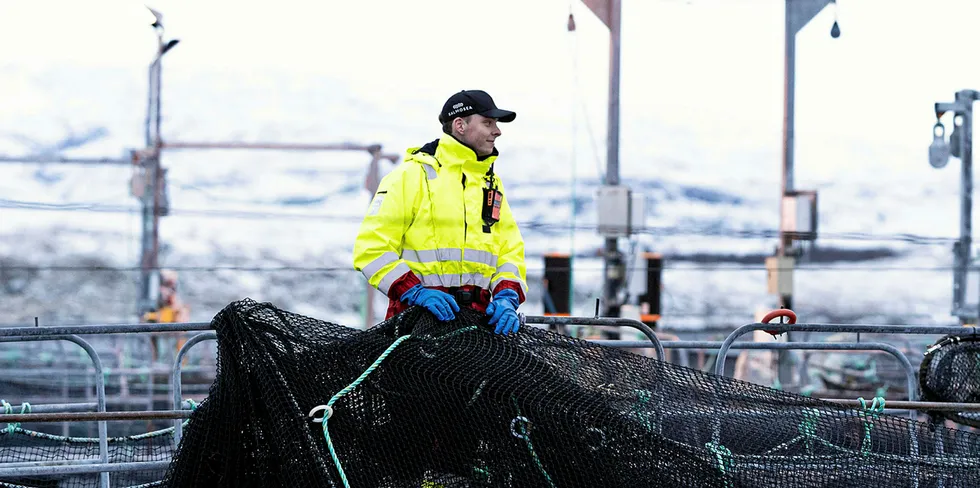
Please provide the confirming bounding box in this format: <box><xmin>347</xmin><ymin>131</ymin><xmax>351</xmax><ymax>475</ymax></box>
<box><xmin>172</xmin><ymin>332</ymin><xmax>216</xmax><ymax>445</ymax></box>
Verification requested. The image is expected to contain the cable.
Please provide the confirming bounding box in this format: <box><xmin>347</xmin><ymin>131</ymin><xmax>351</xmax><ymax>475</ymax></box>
<box><xmin>0</xmin><ymin>198</ymin><xmax>959</xmax><ymax>245</ymax></box>
<box><xmin>519</xmin><ymin>222</ymin><xmax>958</xmax><ymax>245</ymax></box>
<box><xmin>0</xmin><ymin>264</ymin><xmax>969</xmax><ymax>272</ymax></box>
<box><xmin>0</xmin><ymin>199</ymin><xmax>359</xmax><ymax>222</ymax></box>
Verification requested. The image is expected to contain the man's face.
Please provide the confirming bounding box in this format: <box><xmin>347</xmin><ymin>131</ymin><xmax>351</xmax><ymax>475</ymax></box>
<box><xmin>458</xmin><ymin>114</ymin><xmax>501</xmax><ymax>157</ymax></box>
<box><xmin>160</xmin><ymin>282</ymin><xmax>176</xmax><ymax>303</ymax></box>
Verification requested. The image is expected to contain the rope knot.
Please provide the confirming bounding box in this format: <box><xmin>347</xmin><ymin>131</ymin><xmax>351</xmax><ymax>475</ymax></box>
<box><xmin>857</xmin><ymin>396</ymin><xmax>885</xmax><ymax>456</ymax></box>
<box><xmin>1</xmin><ymin>399</ymin><xmax>27</xmax><ymax>434</ymax></box>
<box><xmin>705</xmin><ymin>441</ymin><xmax>735</xmax><ymax>487</ymax></box>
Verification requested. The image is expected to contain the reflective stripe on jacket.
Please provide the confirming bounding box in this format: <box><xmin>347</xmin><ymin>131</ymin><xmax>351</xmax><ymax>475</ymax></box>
<box><xmin>353</xmin><ymin>134</ymin><xmax>527</xmax><ymax>316</ymax></box>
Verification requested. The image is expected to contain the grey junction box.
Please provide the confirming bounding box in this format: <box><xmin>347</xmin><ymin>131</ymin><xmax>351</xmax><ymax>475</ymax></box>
<box><xmin>596</xmin><ymin>185</ymin><xmax>645</xmax><ymax>237</ymax></box>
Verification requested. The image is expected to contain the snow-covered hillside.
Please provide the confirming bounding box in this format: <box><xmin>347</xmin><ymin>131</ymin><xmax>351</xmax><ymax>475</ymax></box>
<box><xmin>1</xmin><ymin>0</ymin><xmax>977</xmax><ymax>329</ymax></box>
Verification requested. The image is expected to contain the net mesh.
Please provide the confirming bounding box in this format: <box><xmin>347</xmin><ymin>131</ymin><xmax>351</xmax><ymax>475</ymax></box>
<box><xmin>0</xmin><ymin>425</ymin><xmax>175</xmax><ymax>487</ymax></box>
<box><xmin>162</xmin><ymin>298</ymin><xmax>980</xmax><ymax>487</ymax></box>
<box><xmin>920</xmin><ymin>334</ymin><xmax>980</xmax><ymax>428</ymax></box>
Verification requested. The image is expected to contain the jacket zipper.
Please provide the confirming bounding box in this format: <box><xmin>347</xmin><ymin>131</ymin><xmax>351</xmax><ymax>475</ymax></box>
<box><xmin>461</xmin><ymin>172</ymin><xmax>467</xmax><ymax>286</ymax></box>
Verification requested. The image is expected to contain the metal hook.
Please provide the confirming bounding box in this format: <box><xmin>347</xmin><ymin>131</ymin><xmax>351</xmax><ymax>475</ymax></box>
<box><xmin>510</xmin><ymin>416</ymin><xmax>531</xmax><ymax>440</ymax></box>
<box><xmin>584</xmin><ymin>427</ymin><xmax>607</xmax><ymax>451</ymax></box>
<box><xmin>308</xmin><ymin>405</ymin><xmax>333</xmax><ymax>423</ymax></box>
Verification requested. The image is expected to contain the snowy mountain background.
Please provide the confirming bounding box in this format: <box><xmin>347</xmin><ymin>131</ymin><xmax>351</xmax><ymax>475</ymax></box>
<box><xmin>1</xmin><ymin>0</ymin><xmax>978</xmax><ymax>330</ymax></box>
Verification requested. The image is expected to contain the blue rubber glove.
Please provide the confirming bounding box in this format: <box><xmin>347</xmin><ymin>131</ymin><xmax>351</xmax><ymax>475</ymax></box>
<box><xmin>486</xmin><ymin>288</ymin><xmax>521</xmax><ymax>335</ymax></box>
<box><xmin>399</xmin><ymin>284</ymin><xmax>460</xmax><ymax>321</ymax></box>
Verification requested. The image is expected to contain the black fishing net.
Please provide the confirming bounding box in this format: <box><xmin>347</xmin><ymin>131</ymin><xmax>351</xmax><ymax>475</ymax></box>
<box><xmin>920</xmin><ymin>334</ymin><xmax>980</xmax><ymax>428</ymax></box>
<box><xmin>160</xmin><ymin>298</ymin><xmax>980</xmax><ymax>487</ymax></box>
<box><xmin>0</xmin><ymin>425</ymin><xmax>174</xmax><ymax>487</ymax></box>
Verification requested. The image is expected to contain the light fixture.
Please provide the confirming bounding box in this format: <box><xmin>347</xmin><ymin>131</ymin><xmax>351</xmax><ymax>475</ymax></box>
<box><xmin>146</xmin><ymin>6</ymin><xmax>164</xmax><ymax>28</ymax></box>
<box><xmin>830</xmin><ymin>0</ymin><xmax>841</xmax><ymax>38</ymax></box>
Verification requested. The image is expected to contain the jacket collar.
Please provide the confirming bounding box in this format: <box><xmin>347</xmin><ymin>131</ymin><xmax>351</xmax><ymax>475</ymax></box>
<box><xmin>409</xmin><ymin>134</ymin><xmax>498</xmax><ymax>174</ymax></box>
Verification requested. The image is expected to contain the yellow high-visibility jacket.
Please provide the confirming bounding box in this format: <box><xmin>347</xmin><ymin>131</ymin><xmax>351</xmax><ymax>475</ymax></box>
<box><xmin>353</xmin><ymin>134</ymin><xmax>527</xmax><ymax>317</ymax></box>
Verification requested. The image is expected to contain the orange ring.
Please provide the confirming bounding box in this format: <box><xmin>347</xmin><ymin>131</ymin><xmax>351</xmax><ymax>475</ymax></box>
<box><xmin>761</xmin><ymin>309</ymin><xmax>797</xmax><ymax>324</ymax></box>
<box><xmin>761</xmin><ymin>309</ymin><xmax>797</xmax><ymax>336</ymax></box>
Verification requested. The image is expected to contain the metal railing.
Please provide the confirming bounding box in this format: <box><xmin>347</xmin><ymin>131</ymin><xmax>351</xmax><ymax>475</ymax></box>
<box><xmin>521</xmin><ymin>314</ymin><xmax>664</xmax><ymax>360</ymax></box>
<box><xmin>171</xmin><ymin>332</ymin><xmax>216</xmax><ymax>444</ymax></box>
<box><xmin>0</xmin><ymin>322</ymin><xmax>210</xmax><ymax>487</ymax></box>
<box><xmin>596</xmin><ymin>339</ymin><xmax>918</xmax><ymax>419</ymax></box>
<box><xmin>0</xmin><ymin>313</ymin><xmax>978</xmax><ymax>484</ymax></box>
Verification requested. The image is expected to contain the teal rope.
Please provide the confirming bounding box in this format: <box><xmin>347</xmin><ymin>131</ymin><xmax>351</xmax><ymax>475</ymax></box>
<box><xmin>705</xmin><ymin>442</ymin><xmax>735</xmax><ymax>488</ymax></box>
<box><xmin>0</xmin><ymin>400</ymin><xmax>28</xmax><ymax>434</ymax></box>
<box><xmin>1</xmin><ymin>400</ymin><xmax>12</xmax><ymax>434</ymax></box>
<box><xmin>799</xmin><ymin>408</ymin><xmax>819</xmax><ymax>453</ymax></box>
<box><xmin>511</xmin><ymin>398</ymin><xmax>557</xmax><ymax>488</ymax></box>
<box><xmin>520</xmin><ymin>422</ymin><xmax>556</xmax><ymax>488</ymax></box>
<box><xmin>629</xmin><ymin>389</ymin><xmax>655</xmax><ymax>432</ymax></box>
<box><xmin>434</xmin><ymin>325</ymin><xmax>478</xmax><ymax>339</ymax></box>
<box><xmin>322</xmin><ymin>334</ymin><xmax>412</xmax><ymax>488</ymax></box>
<box><xmin>467</xmin><ymin>379</ymin><xmax>488</xmax><ymax>407</ymax></box>
<box><xmin>858</xmin><ymin>396</ymin><xmax>885</xmax><ymax>456</ymax></box>
<box><xmin>764</xmin><ymin>408</ymin><xmax>821</xmax><ymax>455</ymax></box>
<box><xmin>1</xmin><ymin>422</ymin><xmax>185</xmax><ymax>443</ymax></box>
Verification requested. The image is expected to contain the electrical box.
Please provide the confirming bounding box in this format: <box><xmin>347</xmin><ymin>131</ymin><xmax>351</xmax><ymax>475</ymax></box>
<box><xmin>597</xmin><ymin>186</ymin><xmax>645</xmax><ymax>237</ymax></box>
<box><xmin>631</xmin><ymin>191</ymin><xmax>646</xmax><ymax>233</ymax></box>
<box><xmin>765</xmin><ymin>256</ymin><xmax>795</xmax><ymax>295</ymax></box>
<box><xmin>781</xmin><ymin>190</ymin><xmax>818</xmax><ymax>241</ymax></box>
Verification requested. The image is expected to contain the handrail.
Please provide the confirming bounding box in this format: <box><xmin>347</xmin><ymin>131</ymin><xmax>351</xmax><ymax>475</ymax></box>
<box><xmin>0</xmin><ymin>322</ymin><xmax>212</xmax><ymax>337</ymax></box>
<box><xmin>172</xmin><ymin>331</ymin><xmax>217</xmax><ymax>444</ymax></box>
<box><xmin>521</xmin><ymin>314</ymin><xmax>665</xmax><ymax>360</ymax></box>
<box><xmin>595</xmin><ymin>339</ymin><xmax>918</xmax><ymax>419</ymax></box>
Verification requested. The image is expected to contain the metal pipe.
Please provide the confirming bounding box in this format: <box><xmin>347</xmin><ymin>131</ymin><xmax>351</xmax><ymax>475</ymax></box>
<box><xmin>0</xmin><ymin>458</ymin><xmax>106</xmax><ymax>469</ymax></box>
<box><xmin>162</xmin><ymin>141</ymin><xmax>383</xmax><ymax>152</ymax></box>
<box><xmin>0</xmin><ymin>410</ymin><xmax>192</xmax><ymax>422</ymax></box>
<box><xmin>955</xmin><ymin>90</ymin><xmax>973</xmax><ymax>323</ymax></box>
<box><xmin>606</xmin><ymin>0</ymin><xmax>621</xmax><ymax>188</ymax></box>
<box><xmin>0</xmin><ymin>460</ymin><xmax>172</xmax><ymax>478</ymax></box>
<box><xmin>522</xmin><ymin>314</ymin><xmax>664</xmax><ymax>360</ymax></box>
<box><xmin>0</xmin><ymin>400</ymin><xmax>196</xmax><ymax>417</ymax></box>
<box><xmin>732</xmin><ymin>457</ymin><xmax>978</xmax><ymax>470</ymax></box>
<box><xmin>172</xmin><ymin>331</ymin><xmax>217</xmax><ymax>445</ymax></box>
<box><xmin>721</xmin><ymin>323</ymin><xmax>977</xmax><ymax>337</ymax></box>
<box><xmin>0</xmin><ymin>365</ymin><xmax>214</xmax><ymax>376</ymax></box>
<box><xmin>0</xmin><ymin>402</ymin><xmax>98</xmax><ymax>413</ymax></box>
<box><xmin>601</xmin><ymin>0</ymin><xmax>623</xmax><ymax>320</ymax></box>
<box><xmin>0</xmin><ymin>322</ymin><xmax>212</xmax><ymax>337</ymax></box>
<box><xmin>962</xmin><ymin>90</ymin><xmax>975</xmax><ymax>324</ymax></box>
<box><xmin>818</xmin><ymin>399</ymin><xmax>980</xmax><ymax>412</ymax></box>
<box><xmin>145</xmin><ymin>54</ymin><xmax>162</xmax><ymax>148</ymax></box>
<box><xmin>154</xmin><ymin>53</ymin><xmax>163</xmax><ymax>149</ymax></box>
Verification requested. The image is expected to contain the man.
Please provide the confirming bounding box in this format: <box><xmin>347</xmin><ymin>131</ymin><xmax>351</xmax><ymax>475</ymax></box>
<box><xmin>353</xmin><ymin>89</ymin><xmax>527</xmax><ymax>335</ymax></box>
<box><xmin>142</xmin><ymin>269</ymin><xmax>191</xmax><ymax>362</ymax></box>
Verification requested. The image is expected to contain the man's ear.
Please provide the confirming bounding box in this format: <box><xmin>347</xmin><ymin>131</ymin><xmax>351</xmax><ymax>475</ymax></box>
<box><xmin>453</xmin><ymin>117</ymin><xmax>466</xmax><ymax>134</ymax></box>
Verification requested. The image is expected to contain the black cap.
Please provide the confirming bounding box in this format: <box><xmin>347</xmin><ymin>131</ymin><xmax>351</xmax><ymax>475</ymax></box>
<box><xmin>438</xmin><ymin>90</ymin><xmax>516</xmax><ymax>124</ymax></box>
